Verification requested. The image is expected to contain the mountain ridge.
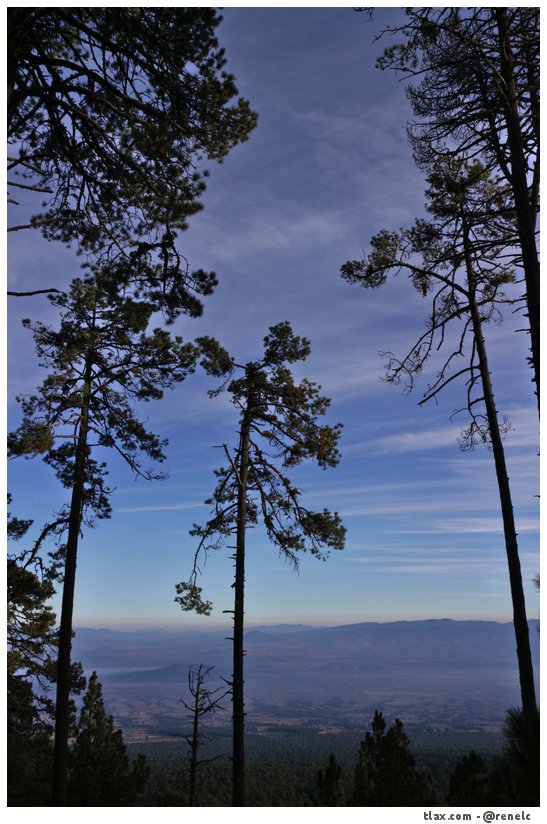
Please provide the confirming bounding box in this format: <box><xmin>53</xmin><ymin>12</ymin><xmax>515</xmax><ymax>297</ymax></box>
<box><xmin>70</xmin><ymin>618</ymin><xmax>539</xmax><ymax>735</ymax></box>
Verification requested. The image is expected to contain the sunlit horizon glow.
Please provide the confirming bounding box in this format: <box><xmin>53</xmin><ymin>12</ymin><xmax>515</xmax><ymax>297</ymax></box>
<box><xmin>74</xmin><ymin>611</ymin><xmax>524</xmax><ymax>633</ymax></box>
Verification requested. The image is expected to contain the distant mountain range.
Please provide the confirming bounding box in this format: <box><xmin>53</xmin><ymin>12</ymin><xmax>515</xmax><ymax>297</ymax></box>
<box><xmin>72</xmin><ymin>619</ymin><xmax>539</xmax><ymax>737</ymax></box>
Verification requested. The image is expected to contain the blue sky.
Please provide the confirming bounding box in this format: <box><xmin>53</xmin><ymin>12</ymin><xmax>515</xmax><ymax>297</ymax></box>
<box><xmin>7</xmin><ymin>6</ymin><xmax>540</xmax><ymax>630</ymax></box>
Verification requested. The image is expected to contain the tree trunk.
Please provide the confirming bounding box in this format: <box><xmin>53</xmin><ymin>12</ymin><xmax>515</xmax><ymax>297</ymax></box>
<box><xmin>188</xmin><ymin>676</ymin><xmax>200</xmax><ymax>807</ymax></box>
<box><xmin>232</xmin><ymin>411</ymin><xmax>251</xmax><ymax>806</ymax></box>
<box><xmin>494</xmin><ymin>7</ymin><xmax>540</xmax><ymax>413</ymax></box>
<box><xmin>52</xmin><ymin>356</ymin><xmax>93</xmax><ymax>805</ymax></box>
<box><xmin>463</xmin><ymin>223</ymin><xmax>537</xmax><ymax>716</ymax></box>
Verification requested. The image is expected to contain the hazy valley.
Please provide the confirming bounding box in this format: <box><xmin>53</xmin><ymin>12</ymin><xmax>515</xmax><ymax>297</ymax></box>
<box><xmin>71</xmin><ymin>619</ymin><xmax>540</xmax><ymax>742</ymax></box>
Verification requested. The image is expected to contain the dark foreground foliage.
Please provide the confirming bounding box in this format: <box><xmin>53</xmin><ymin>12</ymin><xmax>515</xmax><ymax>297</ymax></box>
<box><xmin>132</xmin><ymin>708</ymin><xmax>537</xmax><ymax>807</ymax></box>
<box><xmin>128</xmin><ymin>719</ymin><xmax>534</xmax><ymax>807</ymax></box>
<box><xmin>68</xmin><ymin>673</ymin><xmax>149</xmax><ymax>806</ymax></box>
<box><xmin>12</xmin><ymin>707</ymin><xmax>537</xmax><ymax>806</ymax></box>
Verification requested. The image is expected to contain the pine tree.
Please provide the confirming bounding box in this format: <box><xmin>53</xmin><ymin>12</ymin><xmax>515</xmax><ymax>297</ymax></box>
<box><xmin>374</xmin><ymin>7</ymin><xmax>539</xmax><ymax>408</ymax></box>
<box><xmin>68</xmin><ymin>672</ymin><xmax>149</xmax><ymax>806</ymax></box>
<box><xmin>341</xmin><ymin>158</ymin><xmax>537</xmax><ymax>716</ymax></box>
<box><xmin>176</xmin><ymin>322</ymin><xmax>345</xmax><ymax>806</ymax></box>
<box><xmin>447</xmin><ymin>751</ymin><xmax>489</xmax><ymax>806</ymax></box>
<box><xmin>8</xmin><ymin>8</ymin><xmax>257</xmax><ymax>306</ymax></box>
<box><xmin>489</xmin><ymin>707</ymin><xmax>540</xmax><ymax>806</ymax></box>
<box><xmin>315</xmin><ymin>754</ymin><xmax>343</xmax><ymax>806</ymax></box>
<box><xmin>7</xmin><ymin>498</ymin><xmax>57</xmax><ymax>805</ymax></box>
<box><xmin>7</xmin><ymin>506</ymin><xmax>57</xmax><ymax>699</ymax></box>
<box><xmin>7</xmin><ymin>496</ymin><xmax>86</xmax><ymax>805</ymax></box>
<box><xmin>353</xmin><ymin>711</ymin><xmax>429</xmax><ymax>806</ymax></box>
<box><xmin>8</xmin><ymin>277</ymin><xmax>199</xmax><ymax>805</ymax></box>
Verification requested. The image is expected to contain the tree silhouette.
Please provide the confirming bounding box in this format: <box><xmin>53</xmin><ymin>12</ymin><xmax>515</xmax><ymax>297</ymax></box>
<box><xmin>374</xmin><ymin>7</ymin><xmax>539</xmax><ymax>408</ymax></box>
<box><xmin>342</xmin><ymin>158</ymin><xmax>537</xmax><ymax>716</ymax></box>
<box><xmin>7</xmin><ymin>498</ymin><xmax>57</xmax><ymax>805</ymax></box>
<box><xmin>8</xmin><ymin>278</ymin><xmax>199</xmax><ymax>805</ymax></box>
<box><xmin>68</xmin><ymin>672</ymin><xmax>149</xmax><ymax>806</ymax></box>
<box><xmin>447</xmin><ymin>750</ymin><xmax>489</xmax><ymax>806</ymax></box>
<box><xmin>315</xmin><ymin>754</ymin><xmax>344</xmax><ymax>806</ymax></box>
<box><xmin>180</xmin><ymin>664</ymin><xmax>227</xmax><ymax>806</ymax></box>
<box><xmin>176</xmin><ymin>322</ymin><xmax>345</xmax><ymax>806</ymax></box>
<box><xmin>353</xmin><ymin>711</ymin><xmax>429</xmax><ymax>806</ymax></box>
<box><xmin>7</xmin><ymin>8</ymin><xmax>257</xmax><ymax>306</ymax></box>
<box><xmin>7</xmin><ymin>498</ymin><xmax>57</xmax><ymax>703</ymax></box>
<box><xmin>7</xmin><ymin>496</ymin><xmax>87</xmax><ymax>805</ymax></box>
<box><xmin>489</xmin><ymin>707</ymin><xmax>540</xmax><ymax>806</ymax></box>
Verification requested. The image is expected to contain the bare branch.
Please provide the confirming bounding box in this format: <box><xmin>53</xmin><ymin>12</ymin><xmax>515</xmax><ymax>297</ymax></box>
<box><xmin>8</xmin><ymin>180</ymin><xmax>53</xmax><ymax>193</ymax></box>
<box><xmin>8</xmin><ymin>289</ymin><xmax>64</xmax><ymax>297</ymax></box>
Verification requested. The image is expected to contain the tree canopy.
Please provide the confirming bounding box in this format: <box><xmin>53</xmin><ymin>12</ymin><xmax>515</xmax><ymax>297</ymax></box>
<box><xmin>374</xmin><ymin>7</ymin><xmax>539</xmax><ymax>405</ymax></box>
<box><xmin>7</xmin><ymin>8</ymin><xmax>257</xmax><ymax>314</ymax></box>
<box><xmin>377</xmin><ymin>8</ymin><xmax>539</xmax><ymax>185</ymax></box>
<box><xmin>9</xmin><ymin>278</ymin><xmax>199</xmax><ymax>479</ymax></box>
<box><xmin>177</xmin><ymin>321</ymin><xmax>346</xmax><ymax>616</ymax></box>
<box><xmin>342</xmin><ymin>159</ymin><xmax>515</xmax><ymax>430</ymax></box>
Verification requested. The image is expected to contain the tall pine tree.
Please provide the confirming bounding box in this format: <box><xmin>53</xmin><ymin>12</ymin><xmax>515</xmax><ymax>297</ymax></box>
<box><xmin>9</xmin><ymin>277</ymin><xmax>199</xmax><ymax>805</ymax></box>
<box><xmin>176</xmin><ymin>322</ymin><xmax>345</xmax><ymax>806</ymax></box>
<box><xmin>342</xmin><ymin>159</ymin><xmax>537</xmax><ymax>717</ymax></box>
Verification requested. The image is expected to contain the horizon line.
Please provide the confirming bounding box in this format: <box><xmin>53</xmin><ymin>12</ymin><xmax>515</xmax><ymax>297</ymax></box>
<box><xmin>73</xmin><ymin>614</ymin><xmax>520</xmax><ymax>632</ymax></box>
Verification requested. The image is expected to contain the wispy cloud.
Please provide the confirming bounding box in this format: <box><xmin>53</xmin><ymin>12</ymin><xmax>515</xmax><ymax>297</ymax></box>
<box><xmin>367</xmin><ymin>562</ymin><xmax>497</xmax><ymax>575</ymax></box>
<box><xmin>114</xmin><ymin>502</ymin><xmax>202</xmax><ymax>514</ymax></box>
<box><xmin>355</xmin><ymin>425</ymin><xmax>461</xmax><ymax>455</ymax></box>
<box><xmin>397</xmin><ymin>516</ymin><xmax>539</xmax><ymax>535</ymax></box>
<box><xmin>185</xmin><ymin>206</ymin><xmax>354</xmax><ymax>268</ymax></box>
